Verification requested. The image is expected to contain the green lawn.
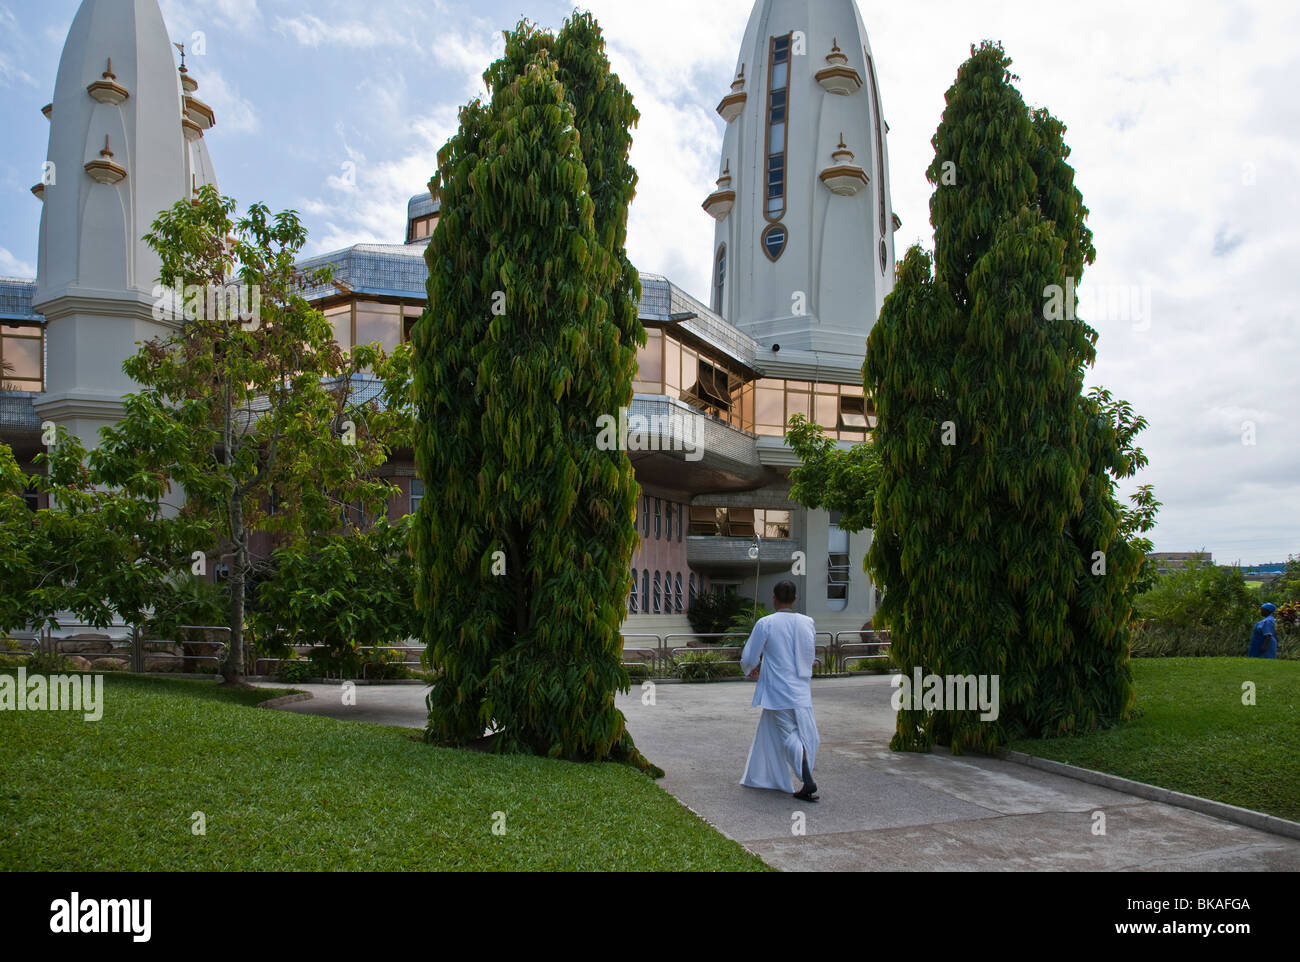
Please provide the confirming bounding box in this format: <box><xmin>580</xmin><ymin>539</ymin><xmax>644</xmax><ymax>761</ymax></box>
<box><xmin>0</xmin><ymin>672</ymin><xmax>767</xmax><ymax>871</ymax></box>
<box><xmin>1008</xmin><ymin>658</ymin><xmax>1300</xmax><ymax>822</ymax></box>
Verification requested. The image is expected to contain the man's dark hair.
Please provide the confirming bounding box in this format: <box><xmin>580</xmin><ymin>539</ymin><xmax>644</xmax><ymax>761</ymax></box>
<box><xmin>773</xmin><ymin>580</ymin><xmax>797</xmax><ymax>604</ymax></box>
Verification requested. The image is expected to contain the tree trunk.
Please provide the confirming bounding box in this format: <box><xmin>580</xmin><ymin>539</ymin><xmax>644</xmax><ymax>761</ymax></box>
<box><xmin>223</xmin><ymin>496</ymin><xmax>246</xmax><ymax>684</ymax></box>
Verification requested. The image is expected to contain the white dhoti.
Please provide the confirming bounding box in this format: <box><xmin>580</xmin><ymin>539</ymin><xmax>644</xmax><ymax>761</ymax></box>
<box><xmin>740</xmin><ymin>706</ymin><xmax>820</xmax><ymax>792</ymax></box>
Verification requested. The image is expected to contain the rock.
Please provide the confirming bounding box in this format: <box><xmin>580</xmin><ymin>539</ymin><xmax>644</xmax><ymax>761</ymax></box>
<box><xmin>58</xmin><ymin>639</ymin><xmax>113</xmax><ymax>654</ymax></box>
<box><xmin>65</xmin><ymin>656</ymin><xmax>93</xmax><ymax>670</ymax></box>
<box><xmin>90</xmin><ymin>657</ymin><xmax>129</xmax><ymax>671</ymax></box>
<box><xmin>145</xmin><ymin>653</ymin><xmax>185</xmax><ymax>672</ymax></box>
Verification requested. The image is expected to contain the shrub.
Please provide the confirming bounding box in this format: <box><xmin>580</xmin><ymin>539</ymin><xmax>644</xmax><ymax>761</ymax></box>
<box><xmin>1130</xmin><ymin>561</ymin><xmax>1259</xmax><ymax>656</ymax></box>
<box><xmin>275</xmin><ymin>658</ymin><xmax>317</xmax><ymax>683</ymax></box>
<box><xmin>726</xmin><ymin>605</ymin><xmax>773</xmax><ymax>638</ymax></box>
<box><xmin>673</xmin><ymin>649</ymin><xmax>743</xmax><ymax>681</ymax></box>
<box><xmin>687</xmin><ymin>589</ymin><xmax>753</xmax><ymax>637</ymax></box>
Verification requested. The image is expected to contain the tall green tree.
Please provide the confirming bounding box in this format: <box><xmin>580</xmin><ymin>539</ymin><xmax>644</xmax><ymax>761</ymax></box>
<box><xmin>415</xmin><ymin>16</ymin><xmax>653</xmax><ymax>770</ymax></box>
<box><xmin>862</xmin><ymin>42</ymin><xmax>1154</xmax><ymax>752</ymax></box>
<box><xmin>87</xmin><ymin>186</ymin><xmax>398</xmax><ymax>683</ymax></box>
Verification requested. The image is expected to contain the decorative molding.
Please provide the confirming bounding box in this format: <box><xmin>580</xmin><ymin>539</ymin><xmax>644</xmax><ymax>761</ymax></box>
<box><xmin>84</xmin><ymin>135</ymin><xmax>127</xmax><ymax>185</ymax></box>
<box><xmin>41</xmin><ymin>102</ymin><xmax>52</xmax><ymax>120</ymax></box>
<box><xmin>815</xmin><ymin>40</ymin><xmax>862</xmax><ymax>96</ymax></box>
<box><xmin>819</xmin><ymin>135</ymin><xmax>869</xmax><ymax>196</ymax></box>
<box><xmin>702</xmin><ymin>161</ymin><xmax>736</xmax><ymax>221</ymax></box>
<box><xmin>717</xmin><ymin>65</ymin><xmax>747</xmax><ymax>122</ymax></box>
<box><xmin>30</xmin><ymin>183</ymin><xmax>45</xmax><ymax>201</ymax></box>
<box><xmin>183</xmin><ymin>94</ymin><xmax>215</xmax><ymax>130</ymax></box>
<box><xmin>86</xmin><ymin>58</ymin><xmax>129</xmax><ymax>105</ymax></box>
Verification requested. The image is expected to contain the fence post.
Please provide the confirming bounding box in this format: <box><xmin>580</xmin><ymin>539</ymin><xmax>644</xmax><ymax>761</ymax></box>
<box><xmin>131</xmin><ymin>624</ymin><xmax>143</xmax><ymax>673</ymax></box>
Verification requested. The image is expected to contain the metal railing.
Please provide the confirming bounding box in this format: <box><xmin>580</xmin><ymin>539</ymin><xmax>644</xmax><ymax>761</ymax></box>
<box><xmin>622</xmin><ymin>629</ymin><xmax>887</xmax><ymax>679</ymax></box>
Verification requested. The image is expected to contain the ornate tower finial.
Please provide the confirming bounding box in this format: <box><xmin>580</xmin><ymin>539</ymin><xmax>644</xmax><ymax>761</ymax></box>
<box><xmin>101</xmin><ymin>134</ymin><xmax>113</xmax><ymax>158</ymax></box>
<box><xmin>174</xmin><ymin>41</ymin><xmax>187</xmax><ymax>72</ymax></box>
<box><xmin>103</xmin><ymin>57</ymin><xmax>115</xmax><ymax>79</ymax></box>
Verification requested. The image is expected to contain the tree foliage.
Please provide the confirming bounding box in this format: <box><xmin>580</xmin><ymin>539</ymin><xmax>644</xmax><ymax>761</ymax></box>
<box><xmin>785</xmin><ymin>414</ymin><xmax>881</xmax><ymax>534</ymax></box>
<box><xmin>252</xmin><ymin>514</ymin><xmax>419</xmax><ymax>672</ymax></box>
<box><xmin>415</xmin><ymin>16</ymin><xmax>654</xmax><ymax>770</ymax></box>
<box><xmin>865</xmin><ymin>42</ymin><xmax>1155</xmax><ymax>752</ymax></box>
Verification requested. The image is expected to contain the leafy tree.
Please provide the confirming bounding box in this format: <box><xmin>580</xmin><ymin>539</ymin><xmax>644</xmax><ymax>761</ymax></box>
<box><xmin>1260</xmin><ymin>555</ymin><xmax>1300</xmax><ymax>606</ymax></box>
<box><xmin>785</xmin><ymin>414</ymin><xmax>881</xmax><ymax>534</ymax></box>
<box><xmin>864</xmin><ymin>42</ymin><xmax>1154</xmax><ymax>752</ymax></box>
<box><xmin>415</xmin><ymin>16</ymin><xmax>654</xmax><ymax>770</ymax></box>
<box><xmin>83</xmin><ymin>185</ymin><xmax>399</xmax><ymax>683</ymax></box>
<box><xmin>251</xmin><ymin>514</ymin><xmax>418</xmax><ymax>675</ymax></box>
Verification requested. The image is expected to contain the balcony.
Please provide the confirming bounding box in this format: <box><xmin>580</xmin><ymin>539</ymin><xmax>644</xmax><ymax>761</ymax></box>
<box><xmin>686</xmin><ymin>535</ymin><xmax>804</xmax><ymax>574</ymax></box>
<box><xmin>625</xmin><ymin>394</ymin><xmax>769</xmax><ymax>491</ymax></box>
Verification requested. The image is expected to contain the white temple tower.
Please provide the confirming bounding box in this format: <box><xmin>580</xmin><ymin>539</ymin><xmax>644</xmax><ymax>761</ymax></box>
<box><xmin>32</xmin><ymin>0</ymin><xmax>218</xmax><ymax>449</ymax></box>
<box><xmin>704</xmin><ymin>0</ymin><xmax>897</xmax><ymax>379</ymax></box>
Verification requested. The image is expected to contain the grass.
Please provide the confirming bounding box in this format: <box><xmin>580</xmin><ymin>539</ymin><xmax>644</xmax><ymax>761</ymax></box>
<box><xmin>1008</xmin><ymin>658</ymin><xmax>1300</xmax><ymax>822</ymax></box>
<box><xmin>0</xmin><ymin>672</ymin><xmax>768</xmax><ymax>871</ymax></box>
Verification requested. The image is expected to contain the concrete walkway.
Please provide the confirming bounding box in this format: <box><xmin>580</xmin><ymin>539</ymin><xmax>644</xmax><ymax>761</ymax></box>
<box><xmin>266</xmin><ymin>675</ymin><xmax>1300</xmax><ymax>871</ymax></box>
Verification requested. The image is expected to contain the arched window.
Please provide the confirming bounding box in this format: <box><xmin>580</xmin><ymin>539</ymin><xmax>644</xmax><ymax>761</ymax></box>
<box><xmin>713</xmin><ymin>246</ymin><xmax>727</xmax><ymax>313</ymax></box>
<box><xmin>642</xmin><ymin>495</ymin><xmax>650</xmax><ymax>537</ymax></box>
<box><xmin>654</xmin><ymin>498</ymin><xmax>662</xmax><ymax>539</ymax></box>
<box><xmin>674</xmin><ymin>573</ymin><xmax>684</xmax><ymax>613</ymax></box>
<box><xmin>629</xmin><ymin>568</ymin><xmax>638</xmax><ymax>615</ymax></box>
<box><xmin>642</xmin><ymin>570</ymin><xmax>650</xmax><ymax>614</ymax></box>
<box><xmin>653</xmin><ymin>571</ymin><xmax>662</xmax><ymax>614</ymax></box>
<box><xmin>665</xmin><ymin>500</ymin><xmax>673</xmax><ymax>541</ymax></box>
<box><xmin>689</xmin><ymin>573</ymin><xmax>698</xmax><ymax>605</ymax></box>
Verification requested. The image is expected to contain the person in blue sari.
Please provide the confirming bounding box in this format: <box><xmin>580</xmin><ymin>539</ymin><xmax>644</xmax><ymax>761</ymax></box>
<box><xmin>1247</xmin><ymin>603</ymin><xmax>1279</xmax><ymax>659</ymax></box>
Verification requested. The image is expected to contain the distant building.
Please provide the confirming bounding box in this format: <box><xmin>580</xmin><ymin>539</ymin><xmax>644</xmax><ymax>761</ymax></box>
<box><xmin>1147</xmin><ymin>552</ymin><xmax>1213</xmax><ymax>576</ymax></box>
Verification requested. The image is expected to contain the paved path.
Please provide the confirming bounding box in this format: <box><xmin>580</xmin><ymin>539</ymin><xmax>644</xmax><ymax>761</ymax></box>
<box><xmin>266</xmin><ymin>676</ymin><xmax>1300</xmax><ymax>871</ymax></box>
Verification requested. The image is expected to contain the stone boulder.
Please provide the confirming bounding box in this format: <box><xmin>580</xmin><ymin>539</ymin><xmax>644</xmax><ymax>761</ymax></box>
<box><xmin>65</xmin><ymin>655</ymin><xmax>93</xmax><ymax>670</ymax></box>
<box><xmin>144</xmin><ymin>652</ymin><xmax>185</xmax><ymax>673</ymax></box>
<box><xmin>59</xmin><ymin>635</ymin><xmax>113</xmax><ymax>654</ymax></box>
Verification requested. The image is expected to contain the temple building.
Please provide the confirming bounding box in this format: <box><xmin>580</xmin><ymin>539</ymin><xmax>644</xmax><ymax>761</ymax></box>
<box><xmin>2</xmin><ymin>0</ymin><xmax>899</xmax><ymax>641</ymax></box>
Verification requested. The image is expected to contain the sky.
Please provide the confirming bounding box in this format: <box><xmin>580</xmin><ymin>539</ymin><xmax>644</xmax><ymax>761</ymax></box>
<box><xmin>0</xmin><ymin>0</ymin><xmax>1296</xmax><ymax>565</ymax></box>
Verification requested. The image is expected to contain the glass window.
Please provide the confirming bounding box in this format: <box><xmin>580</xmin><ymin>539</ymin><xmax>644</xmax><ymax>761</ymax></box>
<box><xmin>839</xmin><ymin>395</ymin><xmax>870</xmax><ymax>431</ymax></box>
<box><xmin>713</xmin><ymin>246</ymin><xmax>726</xmax><ymax>314</ymax></box>
<box><xmin>409</xmin><ymin>478</ymin><xmax>425</xmax><ymax>515</ymax></box>
<box><xmin>689</xmin><ymin>505</ymin><xmax>719</xmax><ymax>536</ymax></box>
<box><xmin>629</xmin><ymin>568</ymin><xmax>638</xmax><ymax>615</ymax></box>
<box><xmin>664</xmin><ymin>337</ymin><xmax>681</xmax><ymax>393</ymax></box>
<box><xmin>756</xmin><ymin>380</ymin><xmax>784</xmax><ymax>430</ymax></box>
<box><xmin>325</xmin><ymin>304</ymin><xmax>352</xmax><ymax>352</ymax></box>
<box><xmin>653</xmin><ymin>571</ymin><xmax>662</xmax><ymax>615</ymax></box>
<box><xmin>762</xmin><ymin>225</ymin><xmax>787</xmax><ymax>260</ymax></box>
<box><xmin>642</xmin><ymin>570</ymin><xmax>650</xmax><ymax>614</ymax></box>
<box><xmin>674</xmin><ymin>573</ymin><xmax>684</xmax><ymax>613</ymax></box>
<box><xmin>1</xmin><ymin>331</ymin><xmax>42</xmax><ymax>387</ymax></box>
<box><xmin>761</xmin><ymin>509</ymin><xmax>792</xmax><ymax>539</ymax></box>
<box><xmin>636</xmin><ymin>329</ymin><xmax>664</xmax><ymax>389</ymax></box>
<box><xmin>355</xmin><ymin>301</ymin><xmax>402</xmax><ymax>354</ymax></box>
<box><xmin>642</xmin><ymin>496</ymin><xmax>650</xmax><ymax>537</ymax></box>
<box><xmin>654</xmin><ymin>498</ymin><xmax>662</xmax><ymax>540</ymax></box>
<box><xmin>785</xmin><ymin>390</ymin><xmax>811</xmax><ymax>422</ymax></box>
<box><xmin>815</xmin><ymin>393</ymin><xmax>838</xmax><ymax>431</ymax></box>
<box><xmin>689</xmin><ymin>573</ymin><xmax>698</xmax><ymax>605</ymax></box>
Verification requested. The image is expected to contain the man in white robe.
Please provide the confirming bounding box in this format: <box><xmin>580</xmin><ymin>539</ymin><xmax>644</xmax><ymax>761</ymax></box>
<box><xmin>739</xmin><ymin>580</ymin><xmax>821</xmax><ymax>801</ymax></box>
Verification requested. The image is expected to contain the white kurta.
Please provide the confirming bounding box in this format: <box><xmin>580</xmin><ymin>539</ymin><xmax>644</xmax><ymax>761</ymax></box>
<box><xmin>739</xmin><ymin>611</ymin><xmax>820</xmax><ymax>792</ymax></box>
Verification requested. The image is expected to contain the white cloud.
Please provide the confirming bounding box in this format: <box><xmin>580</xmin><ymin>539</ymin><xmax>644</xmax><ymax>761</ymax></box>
<box><xmin>195</xmin><ymin>69</ymin><xmax>258</xmax><ymax>134</ymax></box>
<box><xmin>0</xmin><ymin>247</ymin><xmax>35</xmax><ymax>277</ymax></box>
<box><xmin>274</xmin><ymin>14</ymin><xmax>419</xmax><ymax>51</ymax></box>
